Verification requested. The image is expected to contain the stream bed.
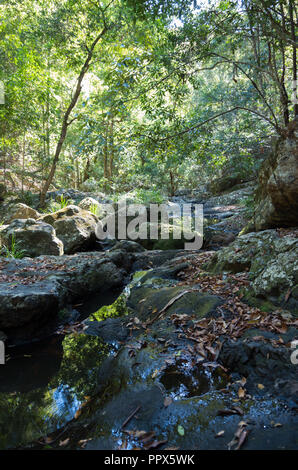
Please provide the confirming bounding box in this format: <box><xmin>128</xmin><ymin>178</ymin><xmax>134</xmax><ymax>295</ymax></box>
<box><xmin>0</xmin><ymin>268</ymin><xmax>297</xmax><ymax>450</ymax></box>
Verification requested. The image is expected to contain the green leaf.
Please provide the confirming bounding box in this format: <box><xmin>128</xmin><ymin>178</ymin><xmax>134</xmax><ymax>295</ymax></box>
<box><xmin>177</xmin><ymin>425</ymin><xmax>185</xmax><ymax>436</ymax></box>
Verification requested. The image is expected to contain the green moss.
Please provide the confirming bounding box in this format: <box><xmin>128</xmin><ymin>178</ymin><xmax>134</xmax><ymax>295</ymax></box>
<box><xmin>89</xmin><ymin>293</ymin><xmax>131</xmax><ymax>322</ymax></box>
<box><xmin>242</xmin><ymin>290</ymin><xmax>276</xmax><ymax>313</ymax></box>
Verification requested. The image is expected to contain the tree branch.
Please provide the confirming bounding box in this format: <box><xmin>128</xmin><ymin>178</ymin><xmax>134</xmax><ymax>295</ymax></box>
<box><xmin>145</xmin><ymin>106</ymin><xmax>280</xmax><ymax>144</ymax></box>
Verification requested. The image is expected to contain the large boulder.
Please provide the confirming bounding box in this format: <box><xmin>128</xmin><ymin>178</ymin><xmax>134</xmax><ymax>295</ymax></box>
<box><xmin>1</xmin><ymin>203</ymin><xmax>40</xmax><ymax>224</ymax></box>
<box><xmin>78</xmin><ymin>197</ymin><xmax>110</xmax><ymax>219</ymax></box>
<box><xmin>0</xmin><ymin>218</ymin><xmax>63</xmax><ymax>257</ymax></box>
<box><xmin>207</xmin><ymin>230</ymin><xmax>277</xmax><ymax>273</ymax></box>
<box><xmin>253</xmin><ymin>119</ymin><xmax>298</xmax><ymax>231</ymax></box>
<box><xmin>40</xmin><ymin>205</ymin><xmax>99</xmax><ymax>254</ymax></box>
<box><xmin>127</xmin><ymin>264</ymin><xmax>223</xmax><ymax>321</ymax></box>
<box><xmin>207</xmin><ymin>229</ymin><xmax>298</xmax><ymax>312</ymax></box>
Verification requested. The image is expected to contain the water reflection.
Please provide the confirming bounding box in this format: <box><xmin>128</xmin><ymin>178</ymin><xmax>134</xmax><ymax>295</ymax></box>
<box><xmin>0</xmin><ymin>334</ymin><xmax>110</xmax><ymax>449</ymax></box>
<box><xmin>0</xmin><ymin>273</ymin><xmax>148</xmax><ymax>449</ymax></box>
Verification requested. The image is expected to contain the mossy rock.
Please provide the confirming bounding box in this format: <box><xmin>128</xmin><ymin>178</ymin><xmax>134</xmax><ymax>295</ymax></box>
<box><xmin>127</xmin><ymin>284</ymin><xmax>223</xmax><ymax>321</ymax></box>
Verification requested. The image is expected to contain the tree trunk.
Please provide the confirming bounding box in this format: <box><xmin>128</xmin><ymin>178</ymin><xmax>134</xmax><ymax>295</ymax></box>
<box><xmin>169</xmin><ymin>170</ymin><xmax>176</xmax><ymax>197</ymax></box>
<box><xmin>39</xmin><ymin>26</ymin><xmax>108</xmax><ymax>206</ymax></box>
<box><xmin>21</xmin><ymin>133</ymin><xmax>26</xmax><ymax>195</ymax></box>
<box><xmin>83</xmin><ymin>158</ymin><xmax>90</xmax><ymax>182</ymax></box>
<box><xmin>109</xmin><ymin>117</ymin><xmax>114</xmax><ymax>179</ymax></box>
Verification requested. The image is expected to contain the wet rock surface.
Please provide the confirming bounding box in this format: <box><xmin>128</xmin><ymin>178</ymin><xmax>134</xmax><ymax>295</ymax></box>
<box><xmin>0</xmin><ymin>185</ymin><xmax>298</xmax><ymax>451</ymax></box>
<box><xmin>1</xmin><ymin>252</ymin><xmax>296</xmax><ymax>451</ymax></box>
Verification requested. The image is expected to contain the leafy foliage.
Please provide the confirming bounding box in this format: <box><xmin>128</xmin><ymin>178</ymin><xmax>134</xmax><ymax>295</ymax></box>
<box><xmin>0</xmin><ymin>0</ymin><xmax>296</xmax><ymax>198</ymax></box>
<box><xmin>1</xmin><ymin>234</ymin><xmax>27</xmax><ymax>259</ymax></box>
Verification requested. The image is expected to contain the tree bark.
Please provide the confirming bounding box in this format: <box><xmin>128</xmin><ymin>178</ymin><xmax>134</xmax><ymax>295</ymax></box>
<box><xmin>289</xmin><ymin>0</ymin><xmax>298</xmax><ymax>118</ymax></box>
<box><xmin>39</xmin><ymin>26</ymin><xmax>108</xmax><ymax>206</ymax></box>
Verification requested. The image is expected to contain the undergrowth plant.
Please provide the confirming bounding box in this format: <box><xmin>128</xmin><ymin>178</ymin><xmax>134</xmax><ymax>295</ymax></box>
<box><xmin>89</xmin><ymin>203</ymin><xmax>99</xmax><ymax>216</ymax></box>
<box><xmin>42</xmin><ymin>195</ymin><xmax>72</xmax><ymax>213</ymax></box>
<box><xmin>2</xmin><ymin>234</ymin><xmax>27</xmax><ymax>259</ymax></box>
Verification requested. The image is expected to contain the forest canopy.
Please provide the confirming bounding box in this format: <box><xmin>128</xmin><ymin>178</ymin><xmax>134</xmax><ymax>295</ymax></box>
<box><xmin>0</xmin><ymin>0</ymin><xmax>297</xmax><ymax>203</ymax></box>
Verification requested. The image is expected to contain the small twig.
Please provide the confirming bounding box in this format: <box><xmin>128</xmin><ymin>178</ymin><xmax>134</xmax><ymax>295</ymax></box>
<box><xmin>121</xmin><ymin>405</ymin><xmax>141</xmax><ymax>429</ymax></box>
<box><xmin>147</xmin><ymin>289</ymin><xmax>196</xmax><ymax>325</ymax></box>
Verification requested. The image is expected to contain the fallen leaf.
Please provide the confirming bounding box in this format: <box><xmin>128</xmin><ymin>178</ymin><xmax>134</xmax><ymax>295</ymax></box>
<box><xmin>235</xmin><ymin>428</ymin><xmax>249</xmax><ymax>450</ymax></box>
<box><xmin>285</xmin><ymin>288</ymin><xmax>291</xmax><ymax>302</ymax></box>
<box><xmin>144</xmin><ymin>439</ymin><xmax>168</xmax><ymax>450</ymax></box>
<box><xmin>164</xmin><ymin>397</ymin><xmax>173</xmax><ymax>407</ymax></box>
<box><xmin>59</xmin><ymin>438</ymin><xmax>70</xmax><ymax>447</ymax></box>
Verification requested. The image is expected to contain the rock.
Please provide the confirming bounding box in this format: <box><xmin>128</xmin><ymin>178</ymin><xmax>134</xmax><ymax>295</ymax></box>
<box><xmin>207</xmin><ymin>229</ymin><xmax>298</xmax><ymax>313</ymax></box>
<box><xmin>219</xmin><ymin>334</ymin><xmax>298</xmax><ymax>400</ymax></box>
<box><xmin>109</xmin><ymin>240</ymin><xmax>146</xmax><ymax>253</ymax></box>
<box><xmin>28</xmin><ymin>267</ymin><xmax>297</xmax><ymax>451</ymax></box>
<box><xmin>252</xmin><ymin>119</ymin><xmax>298</xmax><ymax>230</ymax></box>
<box><xmin>204</xmin><ymin>182</ymin><xmax>255</xmax><ymax>207</ymax></box>
<box><xmin>40</xmin><ymin>205</ymin><xmax>99</xmax><ymax>254</ymax></box>
<box><xmin>207</xmin><ymin>174</ymin><xmax>250</xmax><ymax>195</ymax></box>
<box><xmin>2</xmin><ymin>247</ymin><xmax>298</xmax><ymax>450</ymax></box>
<box><xmin>85</xmin><ymin>317</ymin><xmax>130</xmax><ymax>343</ymax></box>
<box><xmin>1</xmin><ymin>203</ymin><xmax>41</xmax><ymax>224</ymax></box>
<box><xmin>0</xmin><ymin>278</ymin><xmax>62</xmax><ymax>328</ymax></box>
<box><xmin>174</xmin><ymin>188</ymin><xmax>192</xmax><ymax>197</ymax></box>
<box><xmin>133</xmin><ymin>222</ymin><xmax>201</xmax><ymax>250</ymax></box>
<box><xmin>128</xmin><ymin>283</ymin><xmax>222</xmax><ymax>321</ymax></box>
<box><xmin>0</xmin><ymin>218</ymin><xmax>64</xmax><ymax>257</ymax></box>
<box><xmin>139</xmin><ymin>258</ymin><xmax>189</xmax><ymax>282</ymax></box>
<box><xmin>132</xmin><ymin>249</ymin><xmax>198</xmax><ymax>271</ymax></box>
<box><xmin>46</xmin><ymin>189</ymin><xmax>111</xmax><ymax>205</ymax></box>
<box><xmin>78</xmin><ymin>197</ymin><xmax>109</xmax><ymax>218</ymax></box>
<box><xmin>79</xmin><ymin>177</ymin><xmax>100</xmax><ymax>193</ymax></box>
<box><xmin>252</xmin><ymin>241</ymin><xmax>298</xmax><ymax>298</ymax></box>
<box><xmin>208</xmin><ymin>230</ymin><xmax>277</xmax><ymax>273</ymax></box>
<box><xmin>0</xmin><ymin>249</ymin><xmax>134</xmax><ymax>330</ymax></box>
<box><xmin>203</xmin><ymin>224</ymin><xmax>236</xmax><ymax>248</ymax></box>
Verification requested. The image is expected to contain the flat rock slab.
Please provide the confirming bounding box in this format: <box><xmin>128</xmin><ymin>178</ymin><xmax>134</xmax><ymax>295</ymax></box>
<box><xmin>0</xmin><ymin>249</ymin><xmax>134</xmax><ymax>330</ymax></box>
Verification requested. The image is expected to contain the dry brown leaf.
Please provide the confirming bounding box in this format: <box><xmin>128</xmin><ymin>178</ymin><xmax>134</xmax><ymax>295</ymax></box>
<box><xmin>235</xmin><ymin>429</ymin><xmax>249</xmax><ymax>450</ymax></box>
<box><xmin>59</xmin><ymin>438</ymin><xmax>70</xmax><ymax>447</ymax></box>
<box><xmin>164</xmin><ymin>396</ymin><xmax>173</xmax><ymax>407</ymax></box>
